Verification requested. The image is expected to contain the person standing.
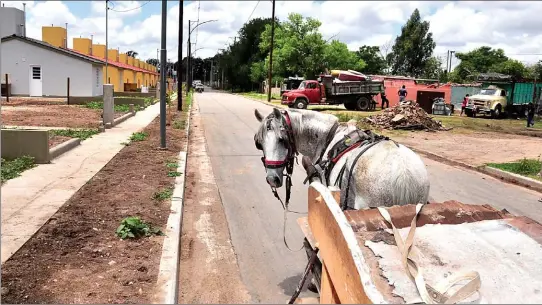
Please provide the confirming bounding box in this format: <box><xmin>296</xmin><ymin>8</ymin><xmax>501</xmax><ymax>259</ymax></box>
<box><xmin>527</xmin><ymin>102</ymin><xmax>535</xmax><ymax>127</ymax></box>
<box><xmin>381</xmin><ymin>91</ymin><xmax>389</xmax><ymax>109</ymax></box>
<box><xmin>398</xmin><ymin>85</ymin><xmax>408</xmax><ymax>102</ymax></box>
<box><xmin>461</xmin><ymin>94</ymin><xmax>470</xmax><ymax>116</ymax></box>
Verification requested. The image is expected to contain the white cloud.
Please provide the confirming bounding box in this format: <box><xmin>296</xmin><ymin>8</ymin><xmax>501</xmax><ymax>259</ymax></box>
<box><xmin>3</xmin><ymin>0</ymin><xmax>542</xmax><ymax>68</ymax></box>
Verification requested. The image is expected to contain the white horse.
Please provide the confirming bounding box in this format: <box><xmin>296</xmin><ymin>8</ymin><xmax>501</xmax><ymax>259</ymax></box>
<box><xmin>254</xmin><ymin>107</ymin><xmax>430</xmax><ymax>209</ymax></box>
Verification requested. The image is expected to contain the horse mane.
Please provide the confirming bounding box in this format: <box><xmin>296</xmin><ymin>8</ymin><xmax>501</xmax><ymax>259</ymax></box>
<box><xmin>254</xmin><ymin>112</ymin><xmax>287</xmax><ymax>145</ymax></box>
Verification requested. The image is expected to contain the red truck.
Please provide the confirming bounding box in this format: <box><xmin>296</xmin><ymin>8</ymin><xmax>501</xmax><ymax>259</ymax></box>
<box><xmin>281</xmin><ymin>74</ymin><xmax>385</xmax><ymax>111</ymax></box>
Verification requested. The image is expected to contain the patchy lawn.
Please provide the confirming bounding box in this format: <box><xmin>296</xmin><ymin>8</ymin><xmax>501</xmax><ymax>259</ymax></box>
<box><xmin>487</xmin><ymin>158</ymin><xmax>542</xmax><ymax>181</ymax></box>
<box><xmin>237</xmin><ymin>92</ymin><xmax>281</xmax><ymax>101</ymax></box>
<box><xmin>1</xmin><ymin>156</ymin><xmax>36</xmax><ymax>183</ymax></box>
<box><xmin>49</xmin><ymin>129</ymin><xmax>100</xmax><ymax>148</ymax></box>
<box><xmin>2</xmin><ymin>105</ymin><xmax>102</xmax><ymax>128</ymax></box>
<box><xmin>0</xmin><ymin>99</ymin><xmax>190</xmax><ymax>303</ymax></box>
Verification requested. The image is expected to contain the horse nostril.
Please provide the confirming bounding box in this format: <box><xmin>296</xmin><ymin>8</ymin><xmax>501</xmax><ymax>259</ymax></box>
<box><xmin>266</xmin><ymin>176</ymin><xmax>281</xmax><ymax>187</ymax></box>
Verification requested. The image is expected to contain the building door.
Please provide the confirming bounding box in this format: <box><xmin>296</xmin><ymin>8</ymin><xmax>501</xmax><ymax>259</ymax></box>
<box><xmin>29</xmin><ymin>66</ymin><xmax>42</xmax><ymax>96</ymax></box>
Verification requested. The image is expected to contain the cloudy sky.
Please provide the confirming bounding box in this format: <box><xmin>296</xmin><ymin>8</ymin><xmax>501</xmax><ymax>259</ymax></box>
<box><xmin>3</xmin><ymin>0</ymin><xmax>542</xmax><ymax>68</ymax></box>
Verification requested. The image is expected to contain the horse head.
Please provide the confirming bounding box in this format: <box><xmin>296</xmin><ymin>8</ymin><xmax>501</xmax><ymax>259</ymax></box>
<box><xmin>254</xmin><ymin>108</ymin><xmax>296</xmax><ymax>188</ymax></box>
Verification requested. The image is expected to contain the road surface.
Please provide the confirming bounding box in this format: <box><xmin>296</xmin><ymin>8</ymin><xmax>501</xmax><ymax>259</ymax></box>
<box><xmin>194</xmin><ymin>90</ymin><xmax>542</xmax><ymax>303</ymax></box>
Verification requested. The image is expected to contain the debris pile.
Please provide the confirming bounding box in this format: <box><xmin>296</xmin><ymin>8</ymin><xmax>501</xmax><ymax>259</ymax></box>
<box><xmin>365</xmin><ymin>101</ymin><xmax>450</xmax><ymax>131</ymax></box>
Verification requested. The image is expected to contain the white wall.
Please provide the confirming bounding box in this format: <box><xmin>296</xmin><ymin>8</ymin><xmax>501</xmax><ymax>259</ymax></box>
<box><xmin>0</xmin><ymin>7</ymin><xmax>25</xmax><ymax>38</ymax></box>
<box><xmin>0</xmin><ymin>39</ymin><xmax>101</xmax><ymax>97</ymax></box>
<box><xmin>92</xmin><ymin>65</ymin><xmax>103</xmax><ymax>96</ymax></box>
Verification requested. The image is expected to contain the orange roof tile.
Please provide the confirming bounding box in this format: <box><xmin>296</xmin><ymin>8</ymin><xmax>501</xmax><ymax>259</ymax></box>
<box><xmin>68</xmin><ymin>48</ymin><xmax>159</xmax><ymax>75</ymax></box>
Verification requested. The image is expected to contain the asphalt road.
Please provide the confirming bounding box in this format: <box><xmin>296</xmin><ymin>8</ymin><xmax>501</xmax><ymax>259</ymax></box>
<box><xmin>195</xmin><ymin>90</ymin><xmax>542</xmax><ymax>303</ymax></box>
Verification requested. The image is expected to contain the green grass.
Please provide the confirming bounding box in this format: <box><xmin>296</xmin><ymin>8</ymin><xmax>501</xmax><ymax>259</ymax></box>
<box><xmin>238</xmin><ymin>92</ymin><xmax>281</xmax><ymax>101</ymax></box>
<box><xmin>49</xmin><ymin>128</ymin><xmax>100</xmax><ymax>140</ymax></box>
<box><xmin>165</xmin><ymin>161</ymin><xmax>181</xmax><ymax>177</ymax></box>
<box><xmin>487</xmin><ymin>158</ymin><xmax>542</xmax><ymax>180</ymax></box>
<box><xmin>1</xmin><ymin>156</ymin><xmax>36</xmax><ymax>182</ymax></box>
<box><xmin>85</xmin><ymin>100</ymin><xmax>156</xmax><ymax>112</ymax></box>
<box><xmin>129</xmin><ymin>132</ymin><xmax>148</xmax><ymax>142</ymax></box>
<box><xmin>152</xmin><ymin>187</ymin><xmax>173</xmax><ymax>201</ymax></box>
<box><xmin>173</xmin><ymin>118</ymin><xmax>186</xmax><ymax>130</ymax></box>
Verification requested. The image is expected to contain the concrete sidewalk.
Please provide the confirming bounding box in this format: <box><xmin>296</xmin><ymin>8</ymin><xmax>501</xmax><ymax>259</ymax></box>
<box><xmin>1</xmin><ymin>103</ymin><xmax>161</xmax><ymax>264</ymax></box>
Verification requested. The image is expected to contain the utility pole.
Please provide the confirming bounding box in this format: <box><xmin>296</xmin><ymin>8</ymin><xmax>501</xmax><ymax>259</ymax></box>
<box><xmin>177</xmin><ymin>0</ymin><xmax>183</xmax><ymax>110</ymax></box>
<box><xmin>105</xmin><ymin>0</ymin><xmax>109</xmax><ymax>83</ymax></box>
<box><xmin>159</xmin><ymin>0</ymin><xmax>167</xmax><ymax>149</ymax></box>
<box><xmin>186</xmin><ymin>20</ymin><xmax>191</xmax><ymax>95</ymax></box>
<box><xmin>449</xmin><ymin>51</ymin><xmax>455</xmax><ymax>73</ymax></box>
<box><xmin>267</xmin><ymin>0</ymin><xmax>276</xmax><ymax>103</ymax></box>
<box><xmin>446</xmin><ymin>50</ymin><xmax>450</xmax><ymax>73</ymax></box>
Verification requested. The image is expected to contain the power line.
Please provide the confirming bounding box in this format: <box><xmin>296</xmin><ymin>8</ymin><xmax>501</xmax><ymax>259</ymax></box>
<box><xmin>108</xmin><ymin>1</ymin><xmax>150</xmax><ymax>13</ymax></box>
<box><xmin>245</xmin><ymin>0</ymin><xmax>261</xmax><ymax>26</ymax></box>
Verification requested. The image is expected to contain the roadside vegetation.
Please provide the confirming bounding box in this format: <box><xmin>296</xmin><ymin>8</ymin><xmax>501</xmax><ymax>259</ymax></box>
<box><xmin>49</xmin><ymin>128</ymin><xmax>100</xmax><ymax>140</ymax></box>
<box><xmin>84</xmin><ymin>97</ymin><xmax>156</xmax><ymax>112</ymax></box>
<box><xmin>487</xmin><ymin>158</ymin><xmax>542</xmax><ymax>181</ymax></box>
<box><xmin>116</xmin><ymin>216</ymin><xmax>163</xmax><ymax>239</ymax></box>
<box><xmin>238</xmin><ymin>92</ymin><xmax>281</xmax><ymax>101</ymax></box>
<box><xmin>1</xmin><ymin>156</ymin><xmax>36</xmax><ymax>182</ymax></box>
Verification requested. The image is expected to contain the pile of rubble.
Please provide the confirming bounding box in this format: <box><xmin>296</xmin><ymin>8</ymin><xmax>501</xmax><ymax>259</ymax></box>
<box><xmin>365</xmin><ymin>101</ymin><xmax>450</xmax><ymax>131</ymax></box>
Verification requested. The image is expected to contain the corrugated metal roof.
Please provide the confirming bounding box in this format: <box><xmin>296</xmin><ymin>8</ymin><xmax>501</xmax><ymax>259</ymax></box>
<box><xmin>1</xmin><ymin>34</ymin><xmax>105</xmax><ymax>65</ymax></box>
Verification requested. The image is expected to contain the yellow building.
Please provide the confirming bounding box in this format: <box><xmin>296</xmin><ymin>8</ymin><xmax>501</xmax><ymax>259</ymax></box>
<box><xmin>43</xmin><ymin>26</ymin><xmax>158</xmax><ymax>91</ymax></box>
<box><xmin>42</xmin><ymin>26</ymin><xmax>68</xmax><ymax>48</ymax></box>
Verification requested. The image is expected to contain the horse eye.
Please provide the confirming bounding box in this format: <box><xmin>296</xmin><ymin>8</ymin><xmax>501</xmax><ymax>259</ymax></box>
<box><xmin>255</xmin><ymin>141</ymin><xmax>262</xmax><ymax>150</ymax></box>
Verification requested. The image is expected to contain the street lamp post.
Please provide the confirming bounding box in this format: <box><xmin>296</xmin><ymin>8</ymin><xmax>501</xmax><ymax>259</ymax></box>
<box><xmin>159</xmin><ymin>0</ymin><xmax>167</xmax><ymax>149</ymax></box>
<box><xmin>186</xmin><ymin>19</ymin><xmax>217</xmax><ymax>95</ymax></box>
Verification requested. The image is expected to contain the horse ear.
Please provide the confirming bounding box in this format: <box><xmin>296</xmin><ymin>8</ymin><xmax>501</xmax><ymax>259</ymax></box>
<box><xmin>254</xmin><ymin>109</ymin><xmax>264</xmax><ymax>122</ymax></box>
<box><xmin>272</xmin><ymin>107</ymin><xmax>282</xmax><ymax>118</ymax></box>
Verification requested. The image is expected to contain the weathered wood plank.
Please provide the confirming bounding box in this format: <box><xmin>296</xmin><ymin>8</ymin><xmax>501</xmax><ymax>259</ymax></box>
<box><xmin>307</xmin><ymin>183</ymin><xmax>376</xmax><ymax>304</ymax></box>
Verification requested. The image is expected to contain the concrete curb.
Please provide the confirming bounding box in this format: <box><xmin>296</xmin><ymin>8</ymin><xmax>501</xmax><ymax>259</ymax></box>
<box><xmin>152</xmin><ymin>97</ymin><xmax>193</xmax><ymax>304</ymax></box>
<box><xmin>112</xmin><ymin>111</ymin><xmax>135</xmax><ymax>127</ymax></box>
<box><xmin>49</xmin><ymin>138</ymin><xmax>81</xmax><ymax>160</ymax></box>
<box><xmin>411</xmin><ymin>147</ymin><xmax>542</xmax><ymax>194</ymax></box>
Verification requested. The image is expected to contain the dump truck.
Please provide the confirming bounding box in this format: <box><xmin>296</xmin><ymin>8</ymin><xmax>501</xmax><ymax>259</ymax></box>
<box><xmin>465</xmin><ymin>83</ymin><xmax>542</xmax><ymax>118</ymax></box>
<box><xmin>281</xmin><ymin>73</ymin><xmax>385</xmax><ymax>110</ymax></box>
<box><xmin>465</xmin><ymin>73</ymin><xmax>542</xmax><ymax>118</ymax></box>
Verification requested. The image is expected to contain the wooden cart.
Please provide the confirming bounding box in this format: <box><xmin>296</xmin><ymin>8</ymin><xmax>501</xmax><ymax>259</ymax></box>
<box><xmin>295</xmin><ymin>182</ymin><xmax>542</xmax><ymax>304</ymax></box>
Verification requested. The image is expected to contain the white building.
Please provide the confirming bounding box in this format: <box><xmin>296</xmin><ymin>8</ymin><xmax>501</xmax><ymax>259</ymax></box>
<box><xmin>1</xmin><ymin>35</ymin><xmax>104</xmax><ymax>97</ymax></box>
<box><xmin>0</xmin><ymin>6</ymin><xmax>104</xmax><ymax>98</ymax></box>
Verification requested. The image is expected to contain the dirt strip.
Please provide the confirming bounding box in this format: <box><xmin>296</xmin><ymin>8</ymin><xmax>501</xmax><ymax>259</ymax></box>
<box><xmin>1</xmin><ymin>110</ymin><xmax>187</xmax><ymax>304</ymax></box>
<box><xmin>178</xmin><ymin>98</ymin><xmax>250</xmax><ymax>304</ymax></box>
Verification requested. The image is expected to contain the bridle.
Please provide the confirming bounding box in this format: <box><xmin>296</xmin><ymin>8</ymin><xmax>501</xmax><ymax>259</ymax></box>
<box><xmin>257</xmin><ymin>110</ymin><xmax>304</xmax><ymax>251</ymax></box>
<box><xmin>258</xmin><ymin>110</ymin><xmax>298</xmax><ymax>209</ymax></box>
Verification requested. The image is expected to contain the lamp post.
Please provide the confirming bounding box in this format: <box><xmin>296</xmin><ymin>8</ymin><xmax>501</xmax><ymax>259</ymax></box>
<box><xmin>186</xmin><ymin>19</ymin><xmax>217</xmax><ymax>95</ymax></box>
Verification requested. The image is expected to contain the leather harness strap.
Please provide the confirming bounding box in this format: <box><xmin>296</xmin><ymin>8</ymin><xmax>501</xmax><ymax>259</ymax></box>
<box><xmin>377</xmin><ymin>204</ymin><xmax>482</xmax><ymax>304</ymax></box>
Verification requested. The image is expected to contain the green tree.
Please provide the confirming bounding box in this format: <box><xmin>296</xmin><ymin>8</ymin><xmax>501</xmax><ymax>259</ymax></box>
<box><xmin>126</xmin><ymin>50</ymin><xmax>138</xmax><ymax>58</ymax></box>
<box><xmin>450</xmin><ymin>47</ymin><xmax>530</xmax><ymax>82</ymax></box>
<box><xmin>249</xmin><ymin>61</ymin><xmax>266</xmax><ymax>84</ymax></box>
<box><xmin>422</xmin><ymin>56</ymin><xmax>445</xmax><ymax>80</ymax></box>
<box><xmin>387</xmin><ymin>9</ymin><xmax>436</xmax><ymax>77</ymax></box>
<box><xmin>324</xmin><ymin>40</ymin><xmax>366</xmax><ymax>72</ymax></box>
<box><xmin>491</xmin><ymin>59</ymin><xmax>529</xmax><ymax>79</ymax></box>
<box><xmin>260</xmin><ymin>13</ymin><xmax>327</xmax><ymax>79</ymax></box>
<box><xmin>146</xmin><ymin>58</ymin><xmax>159</xmax><ymax>67</ymax></box>
<box><xmin>454</xmin><ymin>47</ymin><xmax>508</xmax><ymax>74</ymax></box>
<box><xmin>356</xmin><ymin>45</ymin><xmax>387</xmax><ymax>74</ymax></box>
<box><xmin>527</xmin><ymin>61</ymin><xmax>542</xmax><ymax>80</ymax></box>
